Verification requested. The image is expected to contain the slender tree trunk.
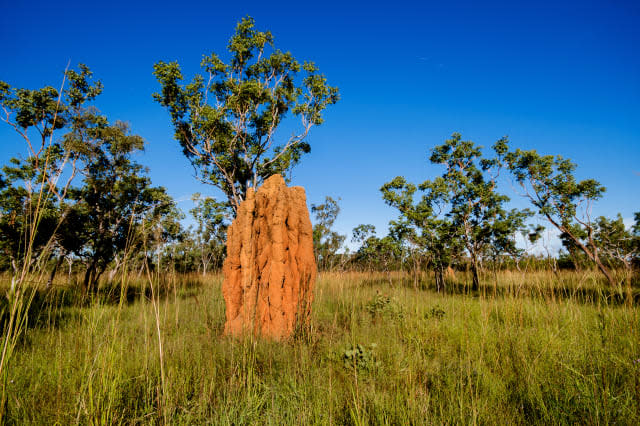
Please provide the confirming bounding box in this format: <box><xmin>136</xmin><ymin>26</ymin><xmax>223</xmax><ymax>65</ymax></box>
<box><xmin>108</xmin><ymin>256</ymin><xmax>122</xmax><ymax>282</ymax></box>
<box><xmin>547</xmin><ymin>215</ymin><xmax>617</xmax><ymax>286</ymax></box>
<box><xmin>471</xmin><ymin>259</ymin><xmax>480</xmax><ymax>292</ymax></box>
<box><xmin>83</xmin><ymin>259</ymin><xmax>99</xmax><ymax>296</ymax></box>
<box><xmin>82</xmin><ymin>266</ymin><xmax>94</xmax><ymax>297</ymax></box>
<box><xmin>93</xmin><ymin>268</ymin><xmax>105</xmax><ymax>293</ymax></box>
<box><xmin>66</xmin><ymin>257</ymin><xmax>73</xmax><ymax>282</ymax></box>
<box><xmin>492</xmin><ymin>256</ymin><xmax>499</xmax><ymax>297</ymax></box>
<box><xmin>592</xmin><ymin>253</ymin><xmax>616</xmax><ymax>287</ymax></box>
<box><xmin>137</xmin><ymin>260</ymin><xmax>145</xmax><ymax>278</ymax></box>
<box><xmin>434</xmin><ymin>265</ymin><xmax>444</xmax><ymax>293</ymax></box>
<box><xmin>47</xmin><ymin>255</ymin><xmax>65</xmax><ymax>289</ymax></box>
<box><xmin>413</xmin><ymin>256</ymin><xmax>420</xmax><ymax>290</ymax></box>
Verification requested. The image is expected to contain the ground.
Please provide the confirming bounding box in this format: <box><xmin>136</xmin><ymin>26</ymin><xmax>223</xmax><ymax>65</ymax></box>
<box><xmin>5</xmin><ymin>270</ymin><xmax>640</xmax><ymax>424</ymax></box>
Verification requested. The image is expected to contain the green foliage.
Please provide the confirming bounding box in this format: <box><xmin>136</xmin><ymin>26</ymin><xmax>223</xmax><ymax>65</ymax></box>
<box><xmin>430</xmin><ymin>133</ymin><xmax>531</xmax><ymax>289</ymax></box>
<box><xmin>365</xmin><ymin>291</ymin><xmax>403</xmax><ymax>321</ymax></box>
<box><xmin>311</xmin><ymin>196</ymin><xmax>346</xmax><ymax>270</ymax></box>
<box><xmin>381</xmin><ymin>175</ymin><xmax>462</xmax><ymax>289</ymax></box>
<box><xmin>1</xmin><ymin>64</ymin><xmax>103</xmax><ymax>145</ymax></box>
<box><xmin>350</xmin><ymin>224</ymin><xmax>406</xmax><ymax>272</ymax></box>
<box><xmin>502</xmin><ymin>147</ymin><xmax>605</xmax><ymax>221</ymax></box>
<box><xmin>0</xmin><ymin>65</ymin><xmax>107</xmax><ymax>280</ymax></box>
<box><xmin>0</xmin><ymin>161</ymin><xmax>60</xmax><ymax>272</ymax></box>
<box><xmin>3</xmin><ymin>271</ymin><xmax>639</xmax><ymax>424</ymax></box>
<box><xmin>523</xmin><ymin>224</ymin><xmax>545</xmax><ymax>246</ymax></box>
<box><xmin>502</xmin><ymin>143</ymin><xmax>617</xmax><ymax>285</ymax></box>
<box><xmin>426</xmin><ymin>305</ymin><xmax>446</xmax><ymax>320</ymax></box>
<box><xmin>341</xmin><ymin>343</ymin><xmax>381</xmax><ymax>373</ymax></box>
<box><xmin>153</xmin><ymin>16</ymin><xmax>339</xmax><ymax>213</ymax></box>
<box><xmin>0</xmin><ymin>65</ymin><xmax>179</xmax><ymax>292</ymax></box>
<box><xmin>351</xmin><ymin>224</ymin><xmax>376</xmax><ymax>248</ymax></box>
<box><xmin>186</xmin><ymin>193</ymin><xmax>232</xmax><ymax>274</ymax></box>
<box><xmin>382</xmin><ymin>133</ymin><xmax>531</xmax><ymax>290</ymax></box>
<box><xmin>590</xmin><ymin>214</ymin><xmax>638</xmax><ymax>270</ymax></box>
<box><xmin>57</xmin><ymin>121</ymin><xmax>172</xmax><ymax>291</ymax></box>
<box><xmin>352</xmin><ymin>233</ymin><xmax>404</xmax><ymax>273</ymax></box>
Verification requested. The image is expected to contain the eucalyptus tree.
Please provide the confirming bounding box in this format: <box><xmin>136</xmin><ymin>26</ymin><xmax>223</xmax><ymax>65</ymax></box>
<box><xmin>381</xmin><ymin>176</ymin><xmax>462</xmax><ymax>291</ymax></box>
<box><xmin>0</xmin><ymin>65</ymin><xmax>103</xmax><ymax>281</ymax></box>
<box><xmin>358</xmin><ymin>235</ymin><xmax>404</xmax><ymax>282</ymax></box>
<box><xmin>153</xmin><ymin>17</ymin><xmax>339</xmax><ymax>214</ymax></box>
<box><xmin>501</xmin><ymin>145</ymin><xmax>617</xmax><ymax>286</ymax></box>
<box><xmin>428</xmin><ymin>133</ymin><xmax>533</xmax><ymax>291</ymax></box>
<box><xmin>350</xmin><ymin>224</ymin><xmax>376</xmax><ymax>270</ymax></box>
<box><xmin>311</xmin><ymin>196</ymin><xmax>346</xmax><ymax>270</ymax></box>
<box><xmin>64</xmin><ymin>121</ymin><xmax>173</xmax><ymax>293</ymax></box>
<box><xmin>351</xmin><ymin>223</ymin><xmax>407</xmax><ymax>276</ymax></box>
<box><xmin>129</xmin><ymin>188</ymin><xmax>184</xmax><ymax>279</ymax></box>
<box><xmin>383</xmin><ymin>134</ymin><xmax>530</xmax><ymax>292</ymax></box>
<box><xmin>590</xmin><ymin>214</ymin><xmax>638</xmax><ymax>273</ymax></box>
<box><xmin>0</xmin><ymin>159</ymin><xmax>61</xmax><ymax>275</ymax></box>
<box><xmin>189</xmin><ymin>193</ymin><xmax>232</xmax><ymax>275</ymax></box>
<box><xmin>352</xmin><ymin>224</ymin><xmax>376</xmax><ymax>249</ymax></box>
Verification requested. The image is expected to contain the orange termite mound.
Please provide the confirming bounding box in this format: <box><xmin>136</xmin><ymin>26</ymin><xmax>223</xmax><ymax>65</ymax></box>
<box><xmin>222</xmin><ymin>174</ymin><xmax>317</xmax><ymax>339</ymax></box>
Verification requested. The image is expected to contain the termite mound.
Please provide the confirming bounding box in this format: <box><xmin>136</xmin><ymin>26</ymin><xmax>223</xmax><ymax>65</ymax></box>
<box><xmin>222</xmin><ymin>174</ymin><xmax>316</xmax><ymax>339</ymax></box>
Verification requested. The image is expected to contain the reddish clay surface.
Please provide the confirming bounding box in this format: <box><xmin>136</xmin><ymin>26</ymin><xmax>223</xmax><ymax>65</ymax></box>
<box><xmin>222</xmin><ymin>174</ymin><xmax>317</xmax><ymax>339</ymax></box>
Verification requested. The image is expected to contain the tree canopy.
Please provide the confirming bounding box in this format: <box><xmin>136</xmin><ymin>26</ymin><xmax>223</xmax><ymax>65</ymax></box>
<box><xmin>153</xmin><ymin>16</ymin><xmax>339</xmax><ymax>214</ymax></box>
<box><xmin>501</xmin><ymin>145</ymin><xmax>616</xmax><ymax>285</ymax></box>
<box><xmin>382</xmin><ymin>133</ymin><xmax>531</xmax><ymax>291</ymax></box>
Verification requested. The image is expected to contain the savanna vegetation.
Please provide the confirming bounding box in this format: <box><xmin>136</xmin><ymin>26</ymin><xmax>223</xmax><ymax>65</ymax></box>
<box><xmin>1</xmin><ymin>16</ymin><xmax>638</xmax><ymax>424</ymax></box>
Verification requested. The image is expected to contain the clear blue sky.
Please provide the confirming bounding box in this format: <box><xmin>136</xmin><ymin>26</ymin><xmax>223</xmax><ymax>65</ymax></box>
<box><xmin>1</xmin><ymin>0</ymin><xmax>639</xmax><ymax>248</ymax></box>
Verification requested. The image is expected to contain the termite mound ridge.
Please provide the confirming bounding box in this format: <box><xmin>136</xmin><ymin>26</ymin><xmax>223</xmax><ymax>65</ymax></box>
<box><xmin>222</xmin><ymin>174</ymin><xmax>317</xmax><ymax>339</ymax></box>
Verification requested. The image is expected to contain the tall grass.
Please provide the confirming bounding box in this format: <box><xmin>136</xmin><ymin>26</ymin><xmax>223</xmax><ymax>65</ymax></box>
<box><xmin>1</xmin><ymin>269</ymin><xmax>638</xmax><ymax>424</ymax></box>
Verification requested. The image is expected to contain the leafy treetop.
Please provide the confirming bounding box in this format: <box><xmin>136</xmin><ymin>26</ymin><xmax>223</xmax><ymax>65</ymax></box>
<box><xmin>153</xmin><ymin>16</ymin><xmax>339</xmax><ymax>214</ymax></box>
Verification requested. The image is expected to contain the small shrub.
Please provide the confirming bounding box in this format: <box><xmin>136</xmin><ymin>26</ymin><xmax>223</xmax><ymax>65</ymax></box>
<box><xmin>341</xmin><ymin>343</ymin><xmax>381</xmax><ymax>373</ymax></box>
<box><xmin>426</xmin><ymin>305</ymin><xmax>445</xmax><ymax>320</ymax></box>
<box><xmin>365</xmin><ymin>291</ymin><xmax>403</xmax><ymax>321</ymax></box>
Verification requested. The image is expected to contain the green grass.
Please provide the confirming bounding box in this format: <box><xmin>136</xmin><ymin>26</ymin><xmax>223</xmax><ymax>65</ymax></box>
<box><xmin>3</xmin><ymin>270</ymin><xmax>640</xmax><ymax>424</ymax></box>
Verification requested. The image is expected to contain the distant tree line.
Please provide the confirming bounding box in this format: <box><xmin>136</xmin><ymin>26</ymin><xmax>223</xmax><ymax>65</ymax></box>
<box><xmin>0</xmin><ymin>65</ymin><xmax>234</xmax><ymax>294</ymax></box>
<box><xmin>0</xmin><ymin>17</ymin><xmax>339</xmax><ymax>295</ymax></box>
<box><xmin>1</xmin><ymin>17</ymin><xmax>638</xmax><ymax>297</ymax></box>
<box><xmin>348</xmin><ymin>134</ymin><xmax>639</xmax><ymax>291</ymax></box>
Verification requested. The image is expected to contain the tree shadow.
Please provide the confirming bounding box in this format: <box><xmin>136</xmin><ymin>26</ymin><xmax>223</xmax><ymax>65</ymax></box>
<box><xmin>0</xmin><ymin>277</ymin><xmax>206</xmax><ymax>336</ymax></box>
<box><xmin>409</xmin><ymin>276</ymin><xmax>639</xmax><ymax>306</ymax></box>
<box><xmin>358</xmin><ymin>273</ymin><xmax>639</xmax><ymax>306</ymax></box>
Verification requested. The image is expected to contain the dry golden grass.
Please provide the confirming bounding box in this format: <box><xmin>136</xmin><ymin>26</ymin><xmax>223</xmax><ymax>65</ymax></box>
<box><xmin>1</xmin><ymin>269</ymin><xmax>638</xmax><ymax>424</ymax></box>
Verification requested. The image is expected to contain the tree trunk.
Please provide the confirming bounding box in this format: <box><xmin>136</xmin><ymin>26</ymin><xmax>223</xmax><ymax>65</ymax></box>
<box><xmin>82</xmin><ymin>266</ymin><xmax>94</xmax><ymax>297</ymax></box>
<box><xmin>434</xmin><ymin>266</ymin><xmax>444</xmax><ymax>293</ymax></box>
<box><xmin>83</xmin><ymin>259</ymin><xmax>99</xmax><ymax>296</ymax></box>
<box><xmin>108</xmin><ymin>256</ymin><xmax>122</xmax><ymax>282</ymax></box>
<box><xmin>66</xmin><ymin>257</ymin><xmax>73</xmax><ymax>282</ymax></box>
<box><xmin>471</xmin><ymin>259</ymin><xmax>480</xmax><ymax>292</ymax></box>
<box><xmin>593</xmin><ymin>255</ymin><xmax>616</xmax><ymax>287</ymax></box>
<box><xmin>47</xmin><ymin>255</ymin><xmax>65</xmax><ymax>289</ymax></box>
<box><xmin>547</xmin><ymin>215</ymin><xmax>617</xmax><ymax>287</ymax></box>
<box><xmin>137</xmin><ymin>260</ymin><xmax>145</xmax><ymax>278</ymax></box>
